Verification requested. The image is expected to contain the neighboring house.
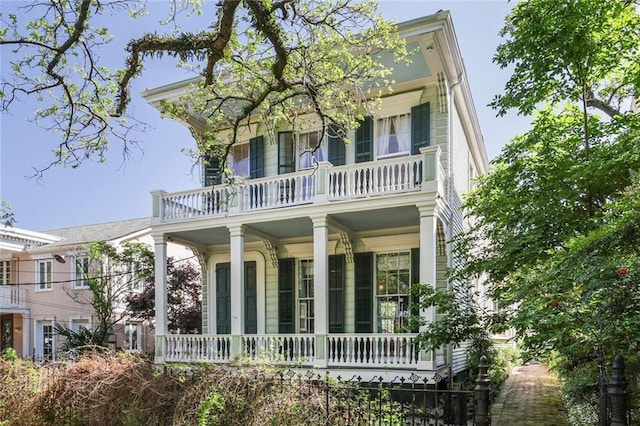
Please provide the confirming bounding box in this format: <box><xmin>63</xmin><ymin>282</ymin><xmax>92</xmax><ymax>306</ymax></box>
<box><xmin>0</xmin><ymin>218</ymin><xmax>192</xmax><ymax>361</ymax></box>
<box><xmin>143</xmin><ymin>12</ymin><xmax>488</xmax><ymax>381</ymax></box>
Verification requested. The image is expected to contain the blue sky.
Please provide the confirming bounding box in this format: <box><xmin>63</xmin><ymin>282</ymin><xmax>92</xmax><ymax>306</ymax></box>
<box><xmin>1</xmin><ymin>1</ymin><xmax>530</xmax><ymax>231</ymax></box>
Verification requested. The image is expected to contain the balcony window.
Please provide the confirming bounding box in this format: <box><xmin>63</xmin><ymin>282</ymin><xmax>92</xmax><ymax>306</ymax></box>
<box><xmin>278</xmin><ymin>132</ymin><xmax>295</xmax><ymax>174</ymax></box>
<box><xmin>298</xmin><ymin>131</ymin><xmax>327</xmax><ymax>169</ymax></box>
<box><xmin>227</xmin><ymin>143</ymin><xmax>250</xmax><ymax>177</ymax></box>
<box><xmin>377</xmin><ymin>114</ymin><xmax>410</xmax><ymax>158</ymax></box>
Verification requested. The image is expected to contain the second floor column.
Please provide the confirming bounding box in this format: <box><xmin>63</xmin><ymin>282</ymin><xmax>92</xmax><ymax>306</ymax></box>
<box><xmin>228</xmin><ymin>225</ymin><xmax>245</xmax><ymax>337</ymax></box>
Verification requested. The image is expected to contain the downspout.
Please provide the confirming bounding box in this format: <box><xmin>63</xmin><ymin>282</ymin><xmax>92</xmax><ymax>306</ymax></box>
<box><xmin>446</xmin><ymin>72</ymin><xmax>462</xmax><ymax>383</ymax></box>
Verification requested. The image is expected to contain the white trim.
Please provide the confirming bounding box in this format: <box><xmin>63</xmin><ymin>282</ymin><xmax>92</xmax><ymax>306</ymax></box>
<box><xmin>35</xmin><ymin>259</ymin><xmax>53</xmax><ymax>292</ymax></box>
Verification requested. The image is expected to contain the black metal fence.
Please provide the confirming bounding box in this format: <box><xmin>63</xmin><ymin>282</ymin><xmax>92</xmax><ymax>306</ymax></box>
<box><xmin>599</xmin><ymin>355</ymin><xmax>631</xmax><ymax>426</ymax></box>
<box><xmin>265</xmin><ymin>355</ymin><xmax>492</xmax><ymax>426</ymax></box>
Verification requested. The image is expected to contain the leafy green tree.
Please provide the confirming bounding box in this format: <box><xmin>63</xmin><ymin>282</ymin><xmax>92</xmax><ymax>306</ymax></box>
<box><xmin>0</xmin><ymin>0</ymin><xmax>408</xmax><ymax>175</ymax></box>
<box><xmin>0</xmin><ymin>201</ymin><xmax>14</xmax><ymax>226</ymax></box>
<box><xmin>62</xmin><ymin>241</ymin><xmax>154</xmax><ymax>348</ymax></box>
<box><xmin>127</xmin><ymin>258</ymin><xmax>202</xmax><ymax>333</ymax></box>
<box><xmin>451</xmin><ymin>0</ymin><xmax>640</xmax><ymax>365</ymax></box>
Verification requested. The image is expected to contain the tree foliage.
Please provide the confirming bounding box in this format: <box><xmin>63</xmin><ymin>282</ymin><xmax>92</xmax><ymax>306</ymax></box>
<box><xmin>63</xmin><ymin>241</ymin><xmax>154</xmax><ymax>348</ymax></box>
<box><xmin>127</xmin><ymin>257</ymin><xmax>202</xmax><ymax>333</ymax></box>
<box><xmin>452</xmin><ymin>0</ymin><xmax>640</xmax><ymax>369</ymax></box>
<box><xmin>0</xmin><ymin>0</ymin><xmax>408</xmax><ymax>175</ymax></box>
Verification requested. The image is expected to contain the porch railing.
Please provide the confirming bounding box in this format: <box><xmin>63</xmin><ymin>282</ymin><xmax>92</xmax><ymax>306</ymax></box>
<box><xmin>159</xmin><ymin>333</ymin><xmax>432</xmax><ymax>369</ymax></box>
<box><xmin>0</xmin><ymin>285</ymin><xmax>27</xmax><ymax>309</ymax></box>
<box><xmin>153</xmin><ymin>146</ymin><xmax>444</xmax><ymax>223</ymax></box>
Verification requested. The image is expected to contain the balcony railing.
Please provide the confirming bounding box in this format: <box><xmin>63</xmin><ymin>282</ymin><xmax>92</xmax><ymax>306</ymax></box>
<box><xmin>158</xmin><ymin>333</ymin><xmax>433</xmax><ymax>370</ymax></box>
<box><xmin>0</xmin><ymin>285</ymin><xmax>28</xmax><ymax>310</ymax></box>
<box><xmin>153</xmin><ymin>146</ymin><xmax>444</xmax><ymax>223</ymax></box>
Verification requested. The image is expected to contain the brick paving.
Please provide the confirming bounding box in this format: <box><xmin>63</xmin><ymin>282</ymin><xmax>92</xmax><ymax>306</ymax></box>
<box><xmin>491</xmin><ymin>363</ymin><xmax>569</xmax><ymax>426</ymax></box>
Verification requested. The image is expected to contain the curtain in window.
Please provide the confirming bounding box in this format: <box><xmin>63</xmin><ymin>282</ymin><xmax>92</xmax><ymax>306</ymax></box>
<box><xmin>377</xmin><ymin>114</ymin><xmax>411</xmax><ymax>156</ymax></box>
<box><xmin>299</xmin><ymin>131</ymin><xmax>328</xmax><ymax>169</ymax></box>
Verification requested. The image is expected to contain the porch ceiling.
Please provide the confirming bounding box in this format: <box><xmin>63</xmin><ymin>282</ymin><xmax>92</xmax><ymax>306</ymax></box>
<box><xmin>166</xmin><ymin>205</ymin><xmax>420</xmax><ymax>247</ymax></box>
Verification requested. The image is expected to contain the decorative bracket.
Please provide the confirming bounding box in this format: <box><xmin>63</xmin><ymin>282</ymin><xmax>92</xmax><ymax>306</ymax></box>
<box><xmin>263</xmin><ymin>239</ymin><xmax>279</xmax><ymax>268</ymax></box>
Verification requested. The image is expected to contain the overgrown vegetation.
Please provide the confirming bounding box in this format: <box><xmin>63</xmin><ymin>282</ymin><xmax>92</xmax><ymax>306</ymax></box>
<box><xmin>0</xmin><ymin>352</ymin><xmax>412</xmax><ymax>425</ymax></box>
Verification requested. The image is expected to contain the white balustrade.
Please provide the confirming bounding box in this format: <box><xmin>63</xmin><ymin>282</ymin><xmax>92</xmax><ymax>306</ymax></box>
<box><xmin>161</xmin><ymin>187</ymin><xmax>229</xmax><ymax>221</ymax></box>
<box><xmin>240</xmin><ymin>334</ymin><xmax>316</xmax><ymax>364</ymax></box>
<box><xmin>327</xmin><ymin>157</ymin><xmax>423</xmax><ymax>199</ymax></box>
<box><xmin>0</xmin><ymin>286</ymin><xmax>27</xmax><ymax>309</ymax></box>
<box><xmin>163</xmin><ymin>335</ymin><xmax>232</xmax><ymax>363</ymax></box>
<box><xmin>243</xmin><ymin>173</ymin><xmax>315</xmax><ymax>211</ymax></box>
<box><xmin>326</xmin><ymin>334</ymin><xmax>421</xmax><ymax>367</ymax></box>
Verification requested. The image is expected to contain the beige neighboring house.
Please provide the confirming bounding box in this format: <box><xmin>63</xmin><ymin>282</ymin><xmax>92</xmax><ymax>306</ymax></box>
<box><xmin>142</xmin><ymin>12</ymin><xmax>490</xmax><ymax>382</ymax></box>
<box><xmin>0</xmin><ymin>218</ymin><xmax>193</xmax><ymax>361</ymax></box>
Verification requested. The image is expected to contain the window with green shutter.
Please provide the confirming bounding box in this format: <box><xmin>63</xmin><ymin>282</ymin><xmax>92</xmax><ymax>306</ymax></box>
<box><xmin>328</xmin><ymin>254</ymin><xmax>345</xmax><ymax>333</ymax></box>
<box><xmin>355</xmin><ymin>117</ymin><xmax>373</xmax><ymax>163</ymax></box>
<box><xmin>354</xmin><ymin>252</ymin><xmax>374</xmax><ymax>333</ymax></box>
<box><xmin>278</xmin><ymin>258</ymin><xmax>295</xmax><ymax>333</ymax></box>
<box><xmin>328</xmin><ymin>126</ymin><xmax>346</xmax><ymax>166</ymax></box>
<box><xmin>249</xmin><ymin>136</ymin><xmax>264</xmax><ymax>178</ymax></box>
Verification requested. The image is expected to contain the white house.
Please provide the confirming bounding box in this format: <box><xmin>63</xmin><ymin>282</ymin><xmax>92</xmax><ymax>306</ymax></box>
<box><xmin>143</xmin><ymin>11</ymin><xmax>488</xmax><ymax>381</ymax></box>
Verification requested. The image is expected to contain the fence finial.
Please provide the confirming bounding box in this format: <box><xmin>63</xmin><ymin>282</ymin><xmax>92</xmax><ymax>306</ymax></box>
<box><xmin>609</xmin><ymin>355</ymin><xmax>628</xmax><ymax>426</ymax></box>
<box><xmin>475</xmin><ymin>355</ymin><xmax>491</xmax><ymax>426</ymax></box>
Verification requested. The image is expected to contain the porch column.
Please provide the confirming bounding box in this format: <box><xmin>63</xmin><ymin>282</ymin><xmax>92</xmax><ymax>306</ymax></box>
<box><xmin>228</xmin><ymin>225</ymin><xmax>245</xmax><ymax>340</ymax></box>
<box><xmin>312</xmin><ymin>214</ymin><xmax>329</xmax><ymax>367</ymax></box>
<box><xmin>418</xmin><ymin>206</ymin><xmax>438</xmax><ymax>371</ymax></box>
<box><xmin>22</xmin><ymin>314</ymin><xmax>30</xmax><ymax>359</ymax></box>
<box><xmin>153</xmin><ymin>234</ymin><xmax>168</xmax><ymax>363</ymax></box>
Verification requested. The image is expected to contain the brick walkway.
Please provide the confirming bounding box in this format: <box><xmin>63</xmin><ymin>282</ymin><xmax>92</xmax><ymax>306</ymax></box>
<box><xmin>491</xmin><ymin>363</ymin><xmax>569</xmax><ymax>426</ymax></box>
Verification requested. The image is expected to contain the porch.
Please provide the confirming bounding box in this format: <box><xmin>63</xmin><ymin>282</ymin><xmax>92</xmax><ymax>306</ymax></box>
<box><xmin>157</xmin><ymin>333</ymin><xmax>447</xmax><ymax>372</ymax></box>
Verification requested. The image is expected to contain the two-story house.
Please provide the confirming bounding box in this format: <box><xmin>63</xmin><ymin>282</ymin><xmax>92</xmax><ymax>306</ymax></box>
<box><xmin>143</xmin><ymin>11</ymin><xmax>488</xmax><ymax>382</ymax></box>
<box><xmin>1</xmin><ymin>218</ymin><xmax>192</xmax><ymax>360</ymax></box>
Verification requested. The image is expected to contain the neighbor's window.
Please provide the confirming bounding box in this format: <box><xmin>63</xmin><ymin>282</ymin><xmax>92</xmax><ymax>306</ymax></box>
<box><xmin>37</xmin><ymin>260</ymin><xmax>52</xmax><ymax>291</ymax></box>
<box><xmin>0</xmin><ymin>261</ymin><xmax>9</xmax><ymax>285</ymax></box>
<box><xmin>73</xmin><ymin>257</ymin><xmax>90</xmax><ymax>289</ymax></box>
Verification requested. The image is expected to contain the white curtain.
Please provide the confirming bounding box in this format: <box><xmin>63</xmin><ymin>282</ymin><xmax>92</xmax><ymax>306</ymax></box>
<box><xmin>377</xmin><ymin>114</ymin><xmax>410</xmax><ymax>156</ymax></box>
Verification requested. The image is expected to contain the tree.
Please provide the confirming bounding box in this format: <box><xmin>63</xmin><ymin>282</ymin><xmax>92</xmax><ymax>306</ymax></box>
<box><xmin>62</xmin><ymin>241</ymin><xmax>154</xmax><ymax>349</ymax></box>
<box><xmin>127</xmin><ymin>257</ymin><xmax>202</xmax><ymax>333</ymax></box>
<box><xmin>0</xmin><ymin>0</ymin><xmax>408</xmax><ymax>175</ymax></box>
<box><xmin>450</xmin><ymin>0</ymin><xmax>640</xmax><ymax>367</ymax></box>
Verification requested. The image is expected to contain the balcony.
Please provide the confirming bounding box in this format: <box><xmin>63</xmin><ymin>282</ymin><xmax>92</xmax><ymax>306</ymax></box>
<box><xmin>0</xmin><ymin>285</ymin><xmax>28</xmax><ymax>311</ymax></box>
<box><xmin>153</xmin><ymin>146</ymin><xmax>444</xmax><ymax>224</ymax></box>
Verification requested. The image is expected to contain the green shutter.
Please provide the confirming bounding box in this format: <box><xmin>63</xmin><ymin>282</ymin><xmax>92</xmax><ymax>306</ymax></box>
<box><xmin>278</xmin><ymin>132</ymin><xmax>295</xmax><ymax>174</ymax></box>
<box><xmin>216</xmin><ymin>263</ymin><xmax>231</xmax><ymax>334</ymax></box>
<box><xmin>278</xmin><ymin>258</ymin><xmax>295</xmax><ymax>333</ymax></box>
<box><xmin>249</xmin><ymin>136</ymin><xmax>264</xmax><ymax>178</ymax></box>
<box><xmin>411</xmin><ymin>102</ymin><xmax>430</xmax><ymax>155</ymax></box>
<box><xmin>411</xmin><ymin>248</ymin><xmax>420</xmax><ymax>332</ymax></box>
<box><xmin>328</xmin><ymin>126</ymin><xmax>346</xmax><ymax>166</ymax></box>
<box><xmin>354</xmin><ymin>252</ymin><xmax>373</xmax><ymax>333</ymax></box>
<box><xmin>328</xmin><ymin>254</ymin><xmax>345</xmax><ymax>333</ymax></box>
<box><xmin>355</xmin><ymin>117</ymin><xmax>373</xmax><ymax>163</ymax></box>
<box><xmin>203</xmin><ymin>155</ymin><xmax>221</xmax><ymax>187</ymax></box>
<box><xmin>244</xmin><ymin>261</ymin><xmax>257</xmax><ymax>334</ymax></box>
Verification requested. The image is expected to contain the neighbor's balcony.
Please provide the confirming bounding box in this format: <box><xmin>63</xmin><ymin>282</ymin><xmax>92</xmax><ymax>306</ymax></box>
<box><xmin>158</xmin><ymin>333</ymin><xmax>438</xmax><ymax>371</ymax></box>
<box><xmin>0</xmin><ymin>285</ymin><xmax>28</xmax><ymax>310</ymax></box>
<box><xmin>153</xmin><ymin>146</ymin><xmax>444</xmax><ymax>223</ymax></box>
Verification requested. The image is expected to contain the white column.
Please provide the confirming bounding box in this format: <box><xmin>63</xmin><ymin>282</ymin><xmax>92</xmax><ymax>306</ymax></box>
<box><xmin>419</xmin><ymin>206</ymin><xmax>438</xmax><ymax>370</ymax></box>
<box><xmin>312</xmin><ymin>215</ymin><xmax>329</xmax><ymax>335</ymax></box>
<box><xmin>22</xmin><ymin>314</ymin><xmax>30</xmax><ymax>359</ymax></box>
<box><xmin>153</xmin><ymin>235</ymin><xmax>168</xmax><ymax>362</ymax></box>
<box><xmin>229</xmin><ymin>225</ymin><xmax>245</xmax><ymax>336</ymax></box>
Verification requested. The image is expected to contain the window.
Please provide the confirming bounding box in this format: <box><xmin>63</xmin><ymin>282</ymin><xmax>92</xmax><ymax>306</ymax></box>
<box><xmin>202</xmin><ymin>155</ymin><xmax>221</xmax><ymax>187</ymax></box>
<box><xmin>126</xmin><ymin>263</ymin><xmax>143</xmax><ymax>292</ymax></box>
<box><xmin>377</xmin><ymin>114</ymin><xmax>411</xmax><ymax>157</ymax></box>
<box><xmin>298</xmin><ymin>131</ymin><xmax>327</xmax><ymax>169</ymax></box>
<box><xmin>278</xmin><ymin>132</ymin><xmax>295</xmax><ymax>174</ymax></box>
<box><xmin>376</xmin><ymin>252</ymin><xmax>411</xmax><ymax>333</ymax></box>
<box><xmin>227</xmin><ymin>143</ymin><xmax>250</xmax><ymax>177</ymax></box>
<box><xmin>327</xmin><ymin>125</ymin><xmax>346</xmax><ymax>166</ymax></box>
<box><xmin>0</xmin><ymin>261</ymin><xmax>9</xmax><ymax>285</ymax></box>
<box><xmin>37</xmin><ymin>260</ymin><xmax>52</xmax><ymax>291</ymax></box>
<box><xmin>124</xmin><ymin>323</ymin><xmax>141</xmax><ymax>351</ymax></box>
<box><xmin>38</xmin><ymin>321</ymin><xmax>54</xmax><ymax>361</ymax></box>
<box><xmin>298</xmin><ymin>259</ymin><xmax>314</xmax><ymax>333</ymax></box>
<box><xmin>73</xmin><ymin>257</ymin><xmax>90</xmax><ymax>289</ymax></box>
<box><xmin>70</xmin><ymin>318</ymin><xmax>90</xmax><ymax>333</ymax></box>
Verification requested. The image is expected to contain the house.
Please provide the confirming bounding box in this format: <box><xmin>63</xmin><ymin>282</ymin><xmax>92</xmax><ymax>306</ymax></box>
<box><xmin>0</xmin><ymin>218</ymin><xmax>192</xmax><ymax>360</ymax></box>
<box><xmin>143</xmin><ymin>11</ymin><xmax>488</xmax><ymax>382</ymax></box>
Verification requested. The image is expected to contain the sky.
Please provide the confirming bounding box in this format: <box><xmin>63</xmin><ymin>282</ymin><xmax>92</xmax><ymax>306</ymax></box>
<box><xmin>1</xmin><ymin>0</ymin><xmax>531</xmax><ymax>232</ymax></box>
